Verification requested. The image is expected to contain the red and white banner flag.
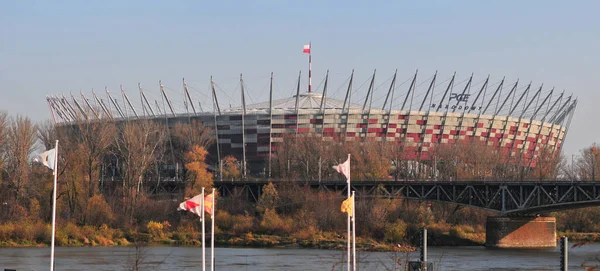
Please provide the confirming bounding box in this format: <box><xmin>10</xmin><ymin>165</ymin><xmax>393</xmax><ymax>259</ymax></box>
<box><xmin>333</xmin><ymin>156</ymin><xmax>350</xmax><ymax>181</ymax></box>
<box><xmin>303</xmin><ymin>44</ymin><xmax>311</xmax><ymax>54</ymax></box>
<box><xmin>178</xmin><ymin>194</ymin><xmax>204</xmax><ymax>217</ymax></box>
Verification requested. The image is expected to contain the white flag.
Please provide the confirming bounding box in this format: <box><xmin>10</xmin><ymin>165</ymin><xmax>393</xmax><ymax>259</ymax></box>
<box><xmin>36</xmin><ymin>149</ymin><xmax>56</xmax><ymax>170</ymax></box>
<box><xmin>333</xmin><ymin>156</ymin><xmax>350</xmax><ymax>181</ymax></box>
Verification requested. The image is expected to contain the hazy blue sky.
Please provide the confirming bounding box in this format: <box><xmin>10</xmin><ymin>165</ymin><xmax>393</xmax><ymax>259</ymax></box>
<box><xmin>1</xmin><ymin>1</ymin><xmax>598</xmax><ymax>156</ymax></box>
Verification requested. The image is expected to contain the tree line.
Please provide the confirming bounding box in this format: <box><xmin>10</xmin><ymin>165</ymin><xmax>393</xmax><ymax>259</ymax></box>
<box><xmin>1</xmin><ymin>110</ymin><xmax>599</xmax><ymax>248</ymax></box>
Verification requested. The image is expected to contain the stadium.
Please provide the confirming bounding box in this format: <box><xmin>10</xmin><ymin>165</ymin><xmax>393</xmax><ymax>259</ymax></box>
<box><xmin>46</xmin><ymin>70</ymin><xmax>577</xmax><ymax>178</ymax></box>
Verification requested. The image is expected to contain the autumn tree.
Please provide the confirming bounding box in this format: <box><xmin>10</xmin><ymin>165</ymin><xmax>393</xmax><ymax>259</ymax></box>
<box><xmin>115</xmin><ymin>120</ymin><xmax>166</xmax><ymax>222</ymax></box>
<box><xmin>74</xmin><ymin>119</ymin><xmax>116</xmax><ymax>197</ymax></box>
<box><xmin>0</xmin><ymin>111</ymin><xmax>7</xmax><ymax>185</ymax></box>
<box><xmin>527</xmin><ymin>145</ymin><xmax>562</xmax><ymax>180</ymax></box>
<box><xmin>576</xmin><ymin>144</ymin><xmax>600</xmax><ymax>181</ymax></box>
<box><xmin>184</xmin><ymin>145</ymin><xmax>213</xmax><ymax>196</ymax></box>
<box><xmin>5</xmin><ymin>116</ymin><xmax>37</xmax><ymax>202</ymax></box>
<box><xmin>257</xmin><ymin>182</ymin><xmax>279</xmax><ymax>214</ymax></box>
<box><xmin>222</xmin><ymin>156</ymin><xmax>241</xmax><ymax>180</ymax></box>
<box><xmin>171</xmin><ymin>120</ymin><xmax>214</xmax><ymax>180</ymax></box>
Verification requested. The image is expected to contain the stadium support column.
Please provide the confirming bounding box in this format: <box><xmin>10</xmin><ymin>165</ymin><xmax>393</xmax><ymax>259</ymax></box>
<box><xmin>500</xmin><ymin>83</ymin><xmax>535</xmax><ymax>175</ymax></box>
<box><xmin>65</xmin><ymin>95</ymin><xmax>82</xmax><ymax>121</ymax></box>
<box><xmin>81</xmin><ymin>92</ymin><xmax>100</xmax><ymax>119</ymax></box>
<box><xmin>183</xmin><ymin>78</ymin><xmax>197</xmax><ymax>115</ymax></box>
<box><xmin>400</xmin><ymin>70</ymin><xmax>418</xmax><ymax>162</ymax></box>
<box><xmin>70</xmin><ymin>93</ymin><xmax>89</xmax><ymax>120</ymax></box>
<box><xmin>159</xmin><ymin>81</ymin><xmax>176</xmax><ymax>117</ymax></box>
<box><xmin>548</xmin><ymin>95</ymin><xmax>571</xmax><ymax>156</ymax></box>
<box><xmin>268</xmin><ymin>72</ymin><xmax>274</xmax><ymax>180</ymax></box>
<box><xmin>121</xmin><ymin>86</ymin><xmax>139</xmax><ymax>118</ymax></box>
<box><xmin>452</xmin><ymin>74</ymin><xmax>474</xmax><ymax>144</ymax></box>
<box><xmin>211</xmin><ymin>77</ymin><xmax>223</xmax><ymax>182</ymax></box>
<box><xmin>50</xmin><ymin>97</ymin><xmax>69</xmax><ymax>123</ymax></box>
<box><xmin>470</xmin><ymin>76</ymin><xmax>498</xmax><ymax>147</ymax></box>
<box><xmin>417</xmin><ymin>72</ymin><xmax>437</xmax><ymax>161</ymax></box>
<box><xmin>320</xmin><ymin>70</ymin><xmax>330</xmax><ymax>137</ymax></box>
<box><xmin>59</xmin><ymin>95</ymin><xmax>78</xmax><ymax>121</ymax></box>
<box><xmin>342</xmin><ymin>70</ymin><xmax>354</xmax><ymax>138</ymax></box>
<box><xmin>383</xmin><ymin>70</ymin><xmax>398</xmax><ymax>144</ymax></box>
<box><xmin>240</xmin><ymin>74</ymin><xmax>247</xmax><ymax>179</ymax></box>
<box><xmin>295</xmin><ymin>70</ymin><xmax>301</xmax><ymax>136</ymax></box>
<box><xmin>106</xmin><ymin>87</ymin><xmax>125</xmax><ymax>119</ymax></box>
<box><xmin>46</xmin><ymin>97</ymin><xmax>63</xmax><ymax>123</ymax></box>
<box><xmin>451</xmin><ymin>73</ymin><xmax>473</xmax><ymax>113</ymax></box>
<box><xmin>139</xmin><ymin>83</ymin><xmax>156</xmax><ymax>117</ymax></box>
<box><xmin>552</xmin><ymin>99</ymin><xmax>577</xmax><ymax>156</ymax></box>
<box><xmin>93</xmin><ymin>90</ymin><xmax>113</xmax><ymax>119</ymax></box>
<box><xmin>515</xmin><ymin>88</ymin><xmax>550</xmax><ymax>173</ymax></box>
<box><xmin>526</xmin><ymin>91</ymin><xmax>562</xmax><ymax>170</ymax></box>
<box><xmin>458</xmin><ymin>75</ymin><xmax>488</xmax><ymax>141</ymax></box>
<box><xmin>363</xmin><ymin>70</ymin><xmax>377</xmax><ymax>141</ymax></box>
<box><xmin>435</xmin><ymin>73</ymin><xmax>455</xmax><ymax>144</ymax></box>
<box><xmin>46</xmin><ymin>97</ymin><xmax>58</xmax><ymax>124</ymax></box>
<box><xmin>320</xmin><ymin>70</ymin><xmax>329</xmax><ymax>113</ymax></box>
<box><xmin>487</xmin><ymin>80</ymin><xmax>518</xmax><ymax>162</ymax></box>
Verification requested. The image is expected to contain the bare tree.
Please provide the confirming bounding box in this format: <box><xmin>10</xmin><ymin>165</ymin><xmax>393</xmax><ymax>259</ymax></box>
<box><xmin>75</xmin><ymin>119</ymin><xmax>116</xmax><ymax>197</ymax></box>
<box><xmin>0</xmin><ymin>112</ymin><xmax>8</xmax><ymax>184</ymax></box>
<box><xmin>576</xmin><ymin>144</ymin><xmax>600</xmax><ymax>181</ymax></box>
<box><xmin>5</xmin><ymin>115</ymin><xmax>37</xmax><ymax>201</ymax></box>
<box><xmin>115</xmin><ymin>120</ymin><xmax>165</xmax><ymax>222</ymax></box>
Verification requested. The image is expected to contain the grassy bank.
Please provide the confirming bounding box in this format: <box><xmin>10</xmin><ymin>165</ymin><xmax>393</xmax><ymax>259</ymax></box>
<box><xmin>0</xmin><ymin>220</ymin><xmax>486</xmax><ymax>251</ymax></box>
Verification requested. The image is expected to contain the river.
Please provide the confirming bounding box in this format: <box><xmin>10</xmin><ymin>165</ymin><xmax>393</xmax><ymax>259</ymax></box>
<box><xmin>1</xmin><ymin>244</ymin><xmax>599</xmax><ymax>270</ymax></box>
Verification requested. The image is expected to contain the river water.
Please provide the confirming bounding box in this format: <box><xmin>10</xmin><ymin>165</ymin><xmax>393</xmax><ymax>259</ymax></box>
<box><xmin>1</xmin><ymin>244</ymin><xmax>599</xmax><ymax>270</ymax></box>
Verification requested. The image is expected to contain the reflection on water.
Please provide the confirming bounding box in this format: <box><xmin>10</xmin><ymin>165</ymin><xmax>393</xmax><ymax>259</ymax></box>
<box><xmin>1</xmin><ymin>244</ymin><xmax>599</xmax><ymax>270</ymax></box>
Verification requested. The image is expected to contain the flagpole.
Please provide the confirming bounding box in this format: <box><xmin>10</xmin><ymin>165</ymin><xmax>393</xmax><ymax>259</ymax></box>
<box><xmin>308</xmin><ymin>42</ymin><xmax>312</xmax><ymax>93</ymax></box>
<box><xmin>352</xmin><ymin>190</ymin><xmax>356</xmax><ymax>271</ymax></box>
<box><xmin>346</xmin><ymin>154</ymin><xmax>351</xmax><ymax>271</ymax></box>
<box><xmin>211</xmin><ymin>188</ymin><xmax>215</xmax><ymax>271</ymax></box>
<box><xmin>201</xmin><ymin>187</ymin><xmax>206</xmax><ymax>271</ymax></box>
<box><xmin>50</xmin><ymin>140</ymin><xmax>59</xmax><ymax>271</ymax></box>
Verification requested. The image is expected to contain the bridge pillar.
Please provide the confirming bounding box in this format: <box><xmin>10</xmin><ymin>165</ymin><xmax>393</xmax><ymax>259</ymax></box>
<box><xmin>486</xmin><ymin>216</ymin><xmax>556</xmax><ymax>248</ymax></box>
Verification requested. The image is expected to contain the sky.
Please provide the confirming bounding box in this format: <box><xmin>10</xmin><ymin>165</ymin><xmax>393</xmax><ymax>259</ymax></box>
<box><xmin>1</xmin><ymin>0</ymin><xmax>598</xmax><ymax>156</ymax></box>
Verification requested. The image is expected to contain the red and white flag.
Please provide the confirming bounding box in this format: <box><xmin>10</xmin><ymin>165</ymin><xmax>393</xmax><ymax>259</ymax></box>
<box><xmin>333</xmin><ymin>156</ymin><xmax>350</xmax><ymax>181</ymax></box>
<box><xmin>178</xmin><ymin>194</ymin><xmax>204</xmax><ymax>217</ymax></box>
<box><xmin>303</xmin><ymin>44</ymin><xmax>311</xmax><ymax>54</ymax></box>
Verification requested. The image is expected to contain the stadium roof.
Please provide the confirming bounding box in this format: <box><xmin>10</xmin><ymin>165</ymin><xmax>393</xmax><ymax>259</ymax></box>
<box><xmin>223</xmin><ymin>92</ymin><xmax>361</xmax><ymax>113</ymax></box>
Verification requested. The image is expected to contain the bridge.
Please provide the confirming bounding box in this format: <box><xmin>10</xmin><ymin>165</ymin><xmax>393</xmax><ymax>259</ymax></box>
<box><xmin>215</xmin><ymin>179</ymin><xmax>600</xmax><ymax>248</ymax></box>
<box><xmin>216</xmin><ymin>179</ymin><xmax>600</xmax><ymax>215</ymax></box>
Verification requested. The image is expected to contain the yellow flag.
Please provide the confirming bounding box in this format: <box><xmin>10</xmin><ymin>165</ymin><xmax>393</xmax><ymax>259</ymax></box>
<box><xmin>341</xmin><ymin>195</ymin><xmax>354</xmax><ymax>214</ymax></box>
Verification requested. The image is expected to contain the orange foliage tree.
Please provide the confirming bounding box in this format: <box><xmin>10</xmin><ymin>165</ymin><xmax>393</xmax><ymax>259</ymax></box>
<box><xmin>222</xmin><ymin>156</ymin><xmax>241</xmax><ymax>180</ymax></box>
<box><xmin>185</xmin><ymin>145</ymin><xmax>213</xmax><ymax>196</ymax></box>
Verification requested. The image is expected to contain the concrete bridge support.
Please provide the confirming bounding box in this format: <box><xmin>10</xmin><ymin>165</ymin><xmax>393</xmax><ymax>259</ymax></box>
<box><xmin>486</xmin><ymin>216</ymin><xmax>556</xmax><ymax>248</ymax></box>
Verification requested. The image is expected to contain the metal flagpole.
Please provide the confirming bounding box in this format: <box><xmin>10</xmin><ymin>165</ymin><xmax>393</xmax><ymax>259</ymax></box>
<box><xmin>351</xmin><ymin>190</ymin><xmax>356</xmax><ymax>271</ymax></box>
<box><xmin>201</xmin><ymin>187</ymin><xmax>206</xmax><ymax>271</ymax></box>
<box><xmin>346</xmin><ymin>154</ymin><xmax>351</xmax><ymax>271</ymax></box>
<box><xmin>211</xmin><ymin>188</ymin><xmax>215</xmax><ymax>271</ymax></box>
<box><xmin>308</xmin><ymin>42</ymin><xmax>312</xmax><ymax>93</ymax></box>
<box><xmin>50</xmin><ymin>140</ymin><xmax>59</xmax><ymax>271</ymax></box>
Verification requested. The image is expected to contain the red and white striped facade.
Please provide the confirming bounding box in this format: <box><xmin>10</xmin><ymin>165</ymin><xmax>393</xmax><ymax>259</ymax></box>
<box><xmin>213</xmin><ymin>93</ymin><xmax>571</xmax><ymax>170</ymax></box>
<box><xmin>47</xmin><ymin>72</ymin><xmax>577</xmax><ymax>175</ymax></box>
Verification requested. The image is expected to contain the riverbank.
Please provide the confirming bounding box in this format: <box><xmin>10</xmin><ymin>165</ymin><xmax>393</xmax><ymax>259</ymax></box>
<box><xmin>0</xmin><ymin>220</ymin><xmax>486</xmax><ymax>251</ymax></box>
